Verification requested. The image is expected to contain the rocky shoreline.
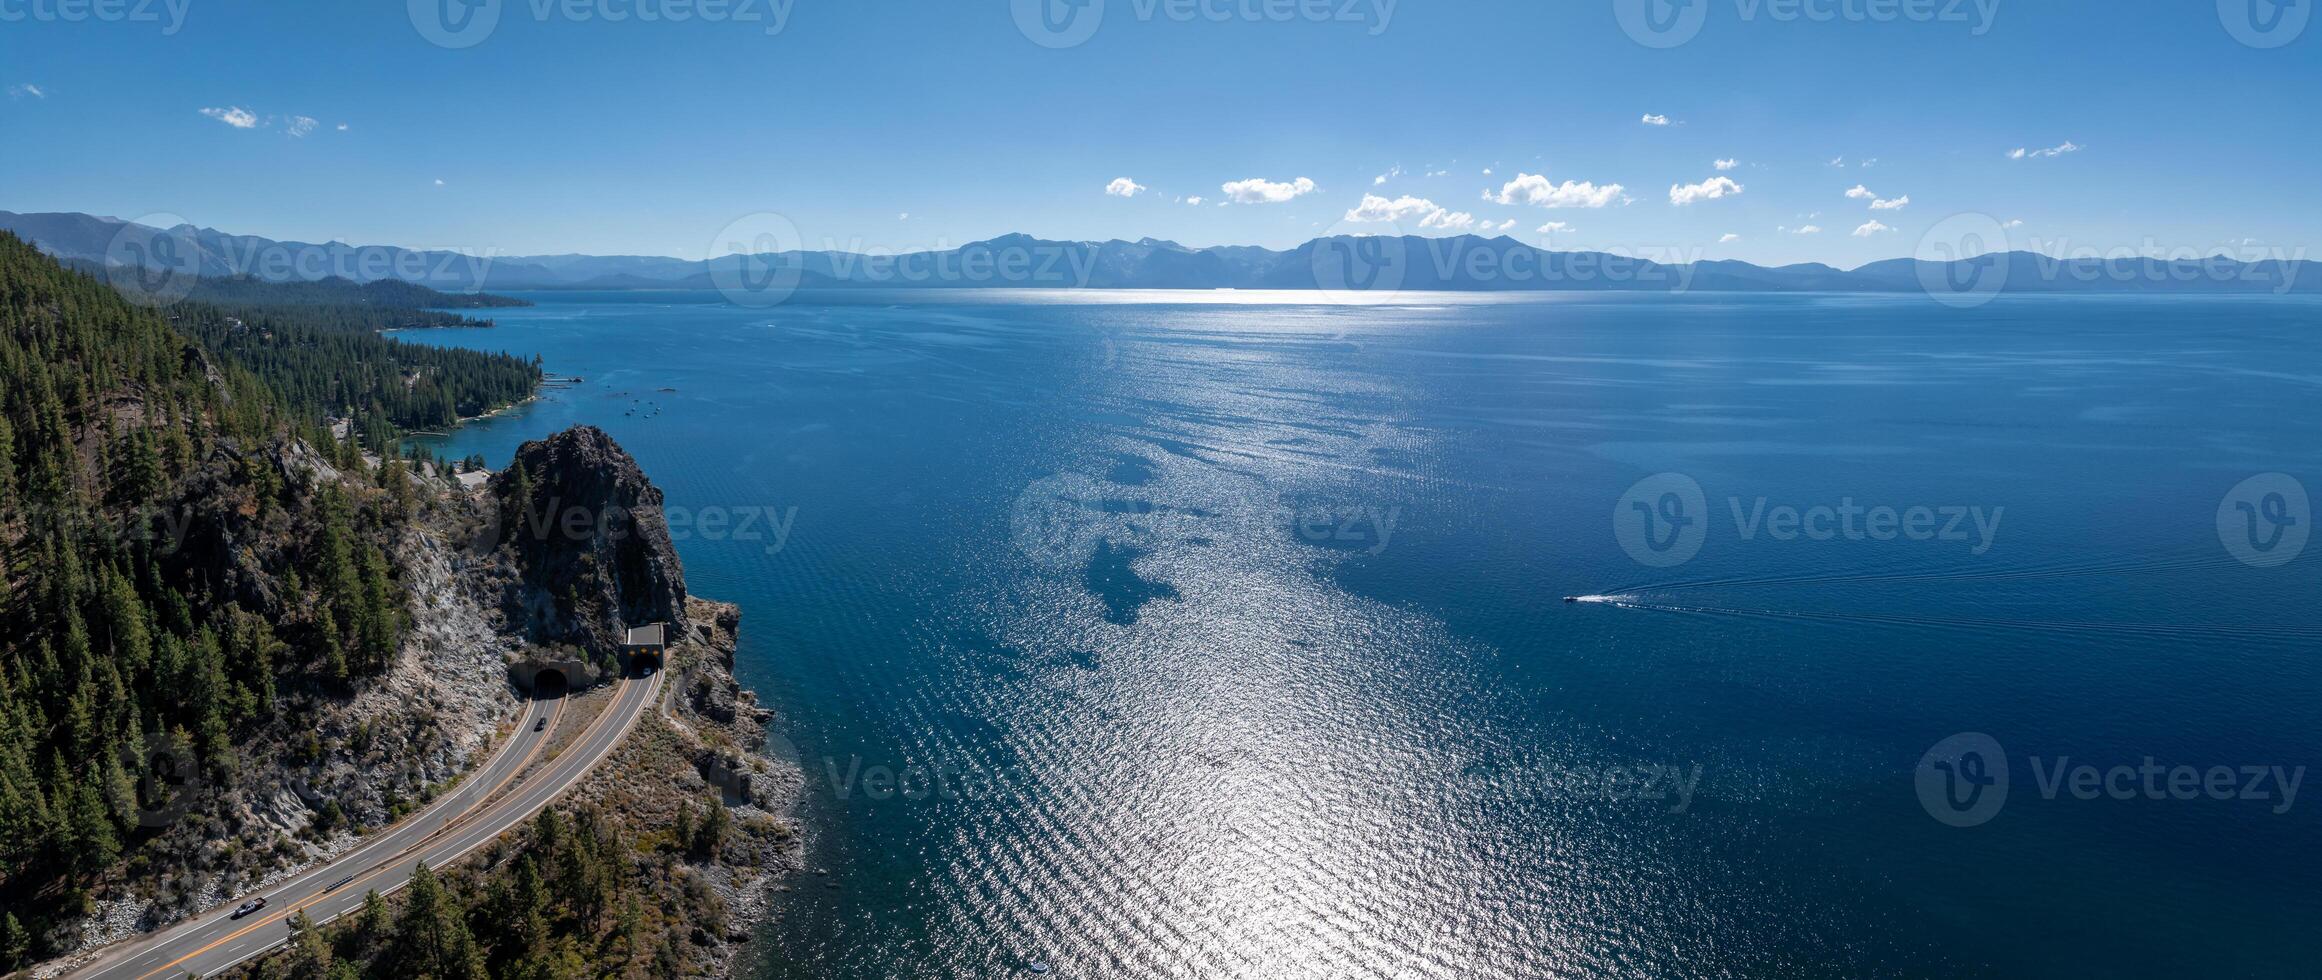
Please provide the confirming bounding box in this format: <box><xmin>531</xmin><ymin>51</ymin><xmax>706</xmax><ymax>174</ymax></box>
<box><xmin>558</xmin><ymin>595</ymin><xmax>805</xmax><ymax>969</ymax></box>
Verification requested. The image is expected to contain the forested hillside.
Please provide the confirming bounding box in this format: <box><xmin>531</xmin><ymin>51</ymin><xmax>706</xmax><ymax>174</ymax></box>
<box><xmin>47</xmin><ymin>258</ymin><xmax>544</xmax><ymax>440</ymax></box>
<box><xmin>0</xmin><ymin>232</ymin><xmax>428</xmax><ymax>969</ymax></box>
<box><xmin>240</xmin><ymin>805</ymin><xmax>739</xmax><ymax>980</ymax></box>
<box><xmin>178</xmin><ymin>274</ymin><xmax>532</xmax><ymax>312</ymax></box>
<box><xmin>169</xmin><ymin>301</ymin><xmax>540</xmax><ymax>445</ymax></box>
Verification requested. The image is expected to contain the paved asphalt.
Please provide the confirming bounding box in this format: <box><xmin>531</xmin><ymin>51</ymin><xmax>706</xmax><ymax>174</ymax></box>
<box><xmin>67</xmin><ymin>672</ymin><xmax>661</xmax><ymax>980</ymax></box>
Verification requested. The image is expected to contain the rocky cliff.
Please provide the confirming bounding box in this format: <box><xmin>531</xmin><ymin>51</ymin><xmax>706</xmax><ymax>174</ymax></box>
<box><xmin>478</xmin><ymin>425</ymin><xmax>690</xmax><ymax>662</ymax></box>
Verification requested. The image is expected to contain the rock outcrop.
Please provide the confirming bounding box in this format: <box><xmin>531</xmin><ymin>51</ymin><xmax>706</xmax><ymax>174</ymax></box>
<box><xmin>481</xmin><ymin>425</ymin><xmax>689</xmax><ymax>660</ymax></box>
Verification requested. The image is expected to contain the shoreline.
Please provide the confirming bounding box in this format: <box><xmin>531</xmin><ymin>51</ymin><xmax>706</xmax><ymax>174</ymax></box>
<box><xmin>460</xmin><ymin>389</ymin><xmax>541</xmax><ymax>426</ymax></box>
<box><xmin>384</xmin><ymin>324</ymin><xmax>803</xmax><ymax>974</ymax></box>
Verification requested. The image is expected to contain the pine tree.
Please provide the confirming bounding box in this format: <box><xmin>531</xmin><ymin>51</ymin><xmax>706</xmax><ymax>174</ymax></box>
<box><xmin>316</xmin><ymin>605</ymin><xmax>350</xmax><ymax>689</ymax></box>
<box><xmin>1</xmin><ymin>910</ymin><xmax>30</xmax><ymax>970</ymax></box>
<box><xmin>0</xmin><ymin>410</ymin><xmax>17</xmax><ymax>510</ymax></box>
<box><xmin>692</xmin><ymin>797</ymin><xmax>731</xmax><ymax>860</ymax></box>
<box><xmin>356</xmin><ymin>547</ymin><xmax>399</xmax><ymax>675</ymax></box>
<box><xmin>272</xmin><ymin>909</ymin><xmax>333</xmax><ymax>980</ymax></box>
<box><xmin>393</xmin><ymin>862</ymin><xmax>489</xmax><ymax>980</ymax></box>
<box><xmin>70</xmin><ymin>772</ymin><xmax>121</xmax><ymax>872</ymax></box>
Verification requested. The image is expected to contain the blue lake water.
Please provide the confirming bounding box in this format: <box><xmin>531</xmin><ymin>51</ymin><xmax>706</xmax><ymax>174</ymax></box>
<box><xmin>400</xmin><ymin>290</ymin><xmax>2322</xmax><ymax>979</ymax></box>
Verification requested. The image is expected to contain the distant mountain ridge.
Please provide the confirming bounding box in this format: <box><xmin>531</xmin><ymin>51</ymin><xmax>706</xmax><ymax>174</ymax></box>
<box><xmin>7</xmin><ymin>210</ymin><xmax>2315</xmax><ymax>296</ymax></box>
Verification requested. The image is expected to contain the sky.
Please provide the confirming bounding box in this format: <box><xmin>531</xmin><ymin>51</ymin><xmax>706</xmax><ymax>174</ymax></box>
<box><xmin>1</xmin><ymin>0</ymin><xmax>2315</xmax><ymax>266</ymax></box>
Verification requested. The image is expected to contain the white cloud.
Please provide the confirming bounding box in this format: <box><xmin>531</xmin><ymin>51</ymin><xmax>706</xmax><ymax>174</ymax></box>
<box><xmin>1852</xmin><ymin>220</ymin><xmax>1895</xmax><ymax>237</ymax></box>
<box><xmin>1869</xmin><ymin>195</ymin><xmax>1909</xmax><ymax>211</ymax></box>
<box><xmin>1105</xmin><ymin>177</ymin><xmax>1148</xmax><ymax>198</ymax></box>
<box><xmin>1221</xmin><ymin>176</ymin><xmax>1317</xmax><ymax>204</ymax></box>
<box><xmin>1845</xmin><ymin>184</ymin><xmax>1875</xmax><ymax>200</ymax></box>
<box><xmin>1828</xmin><ymin>156</ymin><xmax>1846</xmax><ymax>168</ymax></box>
<box><xmin>199</xmin><ymin>106</ymin><xmax>260</xmax><ymax>129</ymax></box>
<box><xmin>2002</xmin><ymin>218</ymin><xmax>2024</xmax><ymax>229</ymax></box>
<box><xmin>1860</xmin><ymin>158</ymin><xmax>1879</xmax><ymax>168</ymax></box>
<box><xmin>1373</xmin><ymin>165</ymin><xmax>1402</xmax><ymax>186</ymax></box>
<box><xmin>1420</xmin><ymin>210</ymin><xmax>1477</xmax><ymax>231</ymax></box>
<box><xmin>1493</xmin><ymin>219</ymin><xmax>1516</xmax><ymax>232</ymax></box>
<box><xmin>1491</xmin><ymin>173</ymin><xmax>1626</xmax><ymax>209</ymax></box>
<box><xmin>1425</xmin><ymin>169</ymin><xmax>1449</xmax><ymax>177</ymax></box>
<box><xmin>337</xmin><ymin>123</ymin><xmax>350</xmax><ymax>132</ymax></box>
<box><xmin>1346</xmin><ymin>193</ymin><xmax>1490</xmax><ymax>234</ymax></box>
<box><xmin>1346</xmin><ymin>194</ymin><xmax>1442</xmax><ymax>223</ymax></box>
<box><xmin>286</xmin><ymin>115</ymin><xmax>318</xmax><ymax>137</ymax></box>
<box><xmin>1538</xmin><ymin>221</ymin><xmax>1573</xmax><ymax>233</ymax></box>
<box><xmin>2009</xmin><ymin>140</ymin><xmax>2080</xmax><ymax>160</ymax></box>
<box><xmin>1185</xmin><ymin>196</ymin><xmax>1204</xmax><ymax>206</ymax></box>
<box><xmin>1789</xmin><ymin>225</ymin><xmax>1823</xmax><ymax>235</ymax></box>
<box><xmin>7</xmin><ymin>83</ymin><xmax>44</xmax><ymax>99</ymax></box>
<box><xmin>1669</xmin><ymin>176</ymin><xmax>1743</xmax><ymax>206</ymax></box>
<box><xmin>898</xmin><ymin>213</ymin><xmax>910</xmax><ymax>221</ymax></box>
<box><xmin>433</xmin><ymin>179</ymin><xmax>446</xmax><ymax>186</ymax></box>
<box><xmin>1641</xmin><ymin>113</ymin><xmax>1671</xmax><ymax>126</ymax></box>
<box><xmin>1714</xmin><ymin>158</ymin><xmax>1738</xmax><ymax>171</ymax></box>
<box><xmin>1719</xmin><ymin>233</ymin><xmax>1741</xmax><ymax>243</ymax></box>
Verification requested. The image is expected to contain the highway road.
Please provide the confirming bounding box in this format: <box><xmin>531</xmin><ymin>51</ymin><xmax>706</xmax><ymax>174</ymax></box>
<box><xmin>66</xmin><ymin>671</ymin><xmax>661</xmax><ymax>980</ymax></box>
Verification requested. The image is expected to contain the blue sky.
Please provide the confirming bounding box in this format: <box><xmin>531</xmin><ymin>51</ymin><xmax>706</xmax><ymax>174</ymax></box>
<box><xmin>1</xmin><ymin>0</ymin><xmax>2314</xmax><ymax>265</ymax></box>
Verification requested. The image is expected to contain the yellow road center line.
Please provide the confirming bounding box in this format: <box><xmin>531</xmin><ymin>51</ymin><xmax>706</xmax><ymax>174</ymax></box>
<box><xmin>125</xmin><ymin>683</ymin><xmax>642</xmax><ymax>980</ymax></box>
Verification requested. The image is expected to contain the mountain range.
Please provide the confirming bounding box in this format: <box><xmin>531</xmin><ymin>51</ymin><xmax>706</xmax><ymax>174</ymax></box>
<box><xmin>7</xmin><ymin>210</ymin><xmax>2315</xmax><ymax>296</ymax></box>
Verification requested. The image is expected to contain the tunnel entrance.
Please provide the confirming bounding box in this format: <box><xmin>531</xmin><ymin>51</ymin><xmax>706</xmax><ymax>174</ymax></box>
<box><xmin>509</xmin><ymin>659</ymin><xmax>588</xmax><ymax>697</ymax></box>
<box><xmin>622</xmin><ymin>623</ymin><xmax>668</xmax><ymax>678</ymax></box>
<box><xmin>626</xmin><ymin>651</ymin><xmax>663</xmax><ymax>678</ymax></box>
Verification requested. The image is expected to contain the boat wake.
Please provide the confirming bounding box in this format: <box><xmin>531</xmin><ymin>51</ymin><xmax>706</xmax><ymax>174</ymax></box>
<box><xmin>1576</xmin><ymin>597</ymin><xmax>2322</xmax><ymax>642</ymax></box>
<box><xmin>1567</xmin><ymin>548</ymin><xmax>2319</xmax><ymax>643</ymax></box>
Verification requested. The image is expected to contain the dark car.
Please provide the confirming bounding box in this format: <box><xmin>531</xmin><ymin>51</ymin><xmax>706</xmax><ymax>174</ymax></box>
<box><xmin>327</xmin><ymin>874</ymin><xmax>356</xmax><ymax>892</ymax></box>
<box><xmin>231</xmin><ymin>897</ymin><xmax>268</xmax><ymax>919</ymax></box>
<box><xmin>534</xmin><ymin>717</ymin><xmax>549</xmax><ymax>732</ymax></box>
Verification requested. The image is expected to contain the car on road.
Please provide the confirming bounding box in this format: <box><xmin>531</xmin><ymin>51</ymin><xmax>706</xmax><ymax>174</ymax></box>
<box><xmin>534</xmin><ymin>717</ymin><xmax>548</xmax><ymax>732</ymax></box>
<box><xmin>327</xmin><ymin>874</ymin><xmax>356</xmax><ymax>892</ymax></box>
<box><xmin>230</xmin><ymin>897</ymin><xmax>268</xmax><ymax>919</ymax></box>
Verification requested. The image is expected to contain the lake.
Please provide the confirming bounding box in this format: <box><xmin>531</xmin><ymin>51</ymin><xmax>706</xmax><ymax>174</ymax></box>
<box><xmin>400</xmin><ymin>289</ymin><xmax>2322</xmax><ymax>978</ymax></box>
